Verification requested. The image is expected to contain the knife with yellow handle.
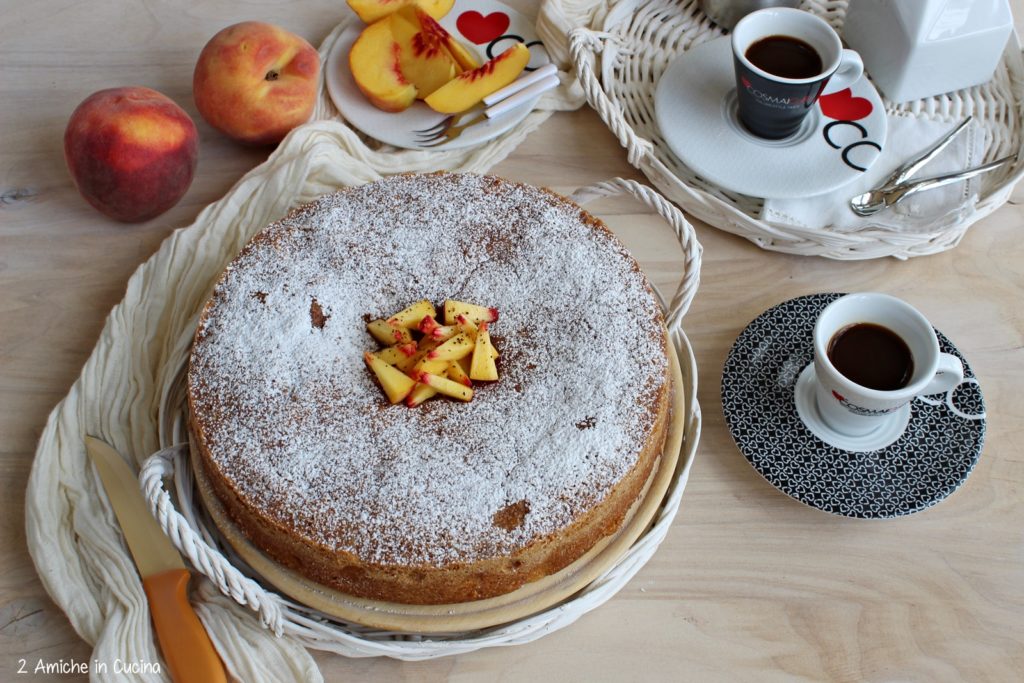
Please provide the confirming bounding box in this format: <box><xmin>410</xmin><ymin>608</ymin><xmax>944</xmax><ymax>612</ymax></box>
<box><xmin>84</xmin><ymin>436</ymin><xmax>227</xmax><ymax>683</ymax></box>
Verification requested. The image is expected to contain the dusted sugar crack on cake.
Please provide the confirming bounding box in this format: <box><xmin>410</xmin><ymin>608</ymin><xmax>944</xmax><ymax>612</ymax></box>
<box><xmin>188</xmin><ymin>172</ymin><xmax>670</xmax><ymax>604</ymax></box>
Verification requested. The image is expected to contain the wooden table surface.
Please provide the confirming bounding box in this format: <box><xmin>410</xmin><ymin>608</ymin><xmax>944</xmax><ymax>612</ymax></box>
<box><xmin>3</xmin><ymin>2</ymin><xmax>1022</xmax><ymax>681</ymax></box>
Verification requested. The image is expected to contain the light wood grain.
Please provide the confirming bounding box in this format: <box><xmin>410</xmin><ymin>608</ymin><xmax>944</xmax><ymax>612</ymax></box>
<box><xmin>2</xmin><ymin>2</ymin><xmax>1023</xmax><ymax>681</ymax></box>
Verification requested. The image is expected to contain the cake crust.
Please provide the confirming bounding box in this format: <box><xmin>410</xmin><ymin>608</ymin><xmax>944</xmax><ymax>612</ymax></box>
<box><xmin>188</xmin><ymin>172</ymin><xmax>670</xmax><ymax>604</ymax></box>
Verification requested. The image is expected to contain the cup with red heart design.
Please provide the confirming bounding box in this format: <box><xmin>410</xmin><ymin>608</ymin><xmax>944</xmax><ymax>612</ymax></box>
<box><xmin>733</xmin><ymin>8</ymin><xmax>864</xmax><ymax>139</ymax></box>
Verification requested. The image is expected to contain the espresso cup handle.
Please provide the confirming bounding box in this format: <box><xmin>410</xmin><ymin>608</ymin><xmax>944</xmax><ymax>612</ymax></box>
<box><xmin>920</xmin><ymin>353</ymin><xmax>965</xmax><ymax>396</ymax></box>
<box><xmin>822</xmin><ymin>49</ymin><xmax>864</xmax><ymax>94</ymax></box>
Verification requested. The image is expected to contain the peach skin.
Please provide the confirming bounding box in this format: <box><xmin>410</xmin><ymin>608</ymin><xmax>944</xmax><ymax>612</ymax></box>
<box><xmin>193</xmin><ymin>21</ymin><xmax>320</xmax><ymax>145</ymax></box>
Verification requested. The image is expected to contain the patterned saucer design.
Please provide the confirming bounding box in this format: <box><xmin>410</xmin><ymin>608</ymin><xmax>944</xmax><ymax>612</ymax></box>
<box><xmin>722</xmin><ymin>293</ymin><xmax>985</xmax><ymax>518</ymax></box>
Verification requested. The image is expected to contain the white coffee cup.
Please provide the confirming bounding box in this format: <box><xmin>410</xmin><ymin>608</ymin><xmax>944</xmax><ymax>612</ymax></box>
<box><xmin>812</xmin><ymin>293</ymin><xmax>964</xmax><ymax>436</ymax></box>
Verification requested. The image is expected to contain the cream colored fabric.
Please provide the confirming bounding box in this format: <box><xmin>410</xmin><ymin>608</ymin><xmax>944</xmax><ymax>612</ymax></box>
<box><xmin>25</xmin><ymin>10</ymin><xmax>583</xmax><ymax>682</ymax></box>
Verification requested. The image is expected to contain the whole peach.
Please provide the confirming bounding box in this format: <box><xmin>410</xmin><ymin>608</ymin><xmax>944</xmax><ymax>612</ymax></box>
<box><xmin>193</xmin><ymin>22</ymin><xmax>320</xmax><ymax>145</ymax></box>
<box><xmin>64</xmin><ymin>87</ymin><xmax>198</xmax><ymax>223</ymax></box>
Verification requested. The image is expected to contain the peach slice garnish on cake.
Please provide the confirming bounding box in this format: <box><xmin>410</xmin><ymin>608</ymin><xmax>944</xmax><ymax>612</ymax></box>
<box><xmin>396</xmin><ymin>335</ymin><xmax>440</xmax><ymax>371</ymax></box>
<box><xmin>410</xmin><ymin>356</ymin><xmax>450</xmax><ymax>380</ymax></box>
<box><xmin>420</xmin><ymin>372</ymin><xmax>474</xmax><ymax>401</ymax></box>
<box><xmin>418</xmin><ymin>315</ymin><xmax>460</xmax><ymax>341</ymax></box>
<box><xmin>456</xmin><ymin>314</ymin><xmax>499</xmax><ymax>359</ymax></box>
<box><xmin>364</xmin><ymin>299</ymin><xmax>498</xmax><ymax>404</ymax></box>
<box><xmin>349</xmin><ymin>20</ymin><xmax>418</xmax><ymax>113</ymax></box>
<box><xmin>387</xmin><ymin>298</ymin><xmax>437</xmax><ymax>328</ymax></box>
<box><xmin>373</xmin><ymin>342</ymin><xmax>417</xmax><ymax>365</ymax></box>
<box><xmin>364</xmin><ymin>352</ymin><xmax>417</xmax><ymax>403</ymax></box>
<box><xmin>446</xmin><ymin>361</ymin><xmax>472</xmax><ymax>387</ymax></box>
<box><xmin>425</xmin><ymin>43</ymin><xmax>530</xmax><ymax>114</ymax></box>
<box><xmin>367</xmin><ymin>318</ymin><xmax>413</xmax><ymax>345</ymax></box>
<box><xmin>426</xmin><ymin>332</ymin><xmax>474</xmax><ymax>360</ymax></box>
<box><xmin>405</xmin><ymin>381</ymin><xmax>439</xmax><ymax>407</ymax></box>
<box><xmin>469</xmin><ymin>322</ymin><xmax>499</xmax><ymax>381</ymax></box>
<box><xmin>445</xmin><ymin>300</ymin><xmax>499</xmax><ymax>326</ymax></box>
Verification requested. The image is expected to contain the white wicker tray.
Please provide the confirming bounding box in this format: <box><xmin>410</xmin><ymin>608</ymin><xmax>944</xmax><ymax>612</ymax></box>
<box><xmin>138</xmin><ymin>177</ymin><xmax>704</xmax><ymax>660</ymax></box>
<box><xmin>562</xmin><ymin>0</ymin><xmax>1024</xmax><ymax>259</ymax></box>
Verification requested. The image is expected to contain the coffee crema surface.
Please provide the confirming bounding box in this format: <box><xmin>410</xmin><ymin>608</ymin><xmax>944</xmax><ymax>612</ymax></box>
<box><xmin>827</xmin><ymin>322</ymin><xmax>914</xmax><ymax>391</ymax></box>
<box><xmin>745</xmin><ymin>35</ymin><xmax>823</xmax><ymax>79</ymax></box>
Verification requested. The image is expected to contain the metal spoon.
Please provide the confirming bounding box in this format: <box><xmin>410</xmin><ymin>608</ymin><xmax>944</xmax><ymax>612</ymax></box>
<box><xmin>849</xmin><ymin>155</ymin><xmax>1016</xmax><ymax>216</ymax></box>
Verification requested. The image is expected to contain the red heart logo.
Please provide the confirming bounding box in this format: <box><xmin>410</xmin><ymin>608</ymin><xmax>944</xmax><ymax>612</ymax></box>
<box><xmin>819</xmin><ymin>88</ymin><xmax>873</xmax><ymax>121</ymax></box>
<box><xmin>456</xmin><ymin>11</ymin><xmax>510</xmax><ymax>45</ymax></box>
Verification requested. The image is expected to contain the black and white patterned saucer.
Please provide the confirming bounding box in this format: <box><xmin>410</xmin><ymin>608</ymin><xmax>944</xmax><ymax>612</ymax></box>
<box><xmin>721</xmin><ymin>293</ymin><xmax>986</xmax><ymax>519</ymax></box>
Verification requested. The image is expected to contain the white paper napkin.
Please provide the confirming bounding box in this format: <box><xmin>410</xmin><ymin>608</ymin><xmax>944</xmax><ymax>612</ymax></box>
<box><xmin>762</xmin><ymin>114</ymin><xmax>985</xmax><ymax>233</ymax></box>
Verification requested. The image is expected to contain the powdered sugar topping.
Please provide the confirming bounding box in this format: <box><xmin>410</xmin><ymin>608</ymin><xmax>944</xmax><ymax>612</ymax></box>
<box><xmin>189</xmin><ymin>173</ymin><xmax>667</xmax><ymax>566</ymax></box>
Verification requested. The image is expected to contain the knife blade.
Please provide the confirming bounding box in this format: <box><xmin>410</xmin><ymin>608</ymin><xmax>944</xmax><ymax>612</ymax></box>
<box><xmin>84</xmin><ymin>436</ymin><xmax>226</xmax><ymax>683</ymax></box>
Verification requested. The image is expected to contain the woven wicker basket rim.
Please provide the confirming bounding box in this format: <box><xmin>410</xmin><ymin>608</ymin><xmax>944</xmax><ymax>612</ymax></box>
<box><xmin>139</xmin><ymin>176</ymin><xmax>704</xmax><ymax>659</ymax></box>
<box><xmin>564</xmin><ymin>0</ymin><xmax>1024</xmax><ymax>259</ymax></box>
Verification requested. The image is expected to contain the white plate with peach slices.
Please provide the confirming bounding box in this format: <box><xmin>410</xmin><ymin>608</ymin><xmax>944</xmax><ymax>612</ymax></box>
<box><xmin>327</xmin><ymin>0</ymin><xmax>552</xmax><ymax>150</ymax></box>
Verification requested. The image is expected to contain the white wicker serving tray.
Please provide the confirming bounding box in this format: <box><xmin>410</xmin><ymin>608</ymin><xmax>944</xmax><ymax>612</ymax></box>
<box><xmin>562</xmin><ymin>0</ymin><xmax>1024</xmax><ymax>259</ymax></box>
<box><xmin>139</xmin><ymin>177</ymin><xmax>704</xmax><ymax>660</ymax></box>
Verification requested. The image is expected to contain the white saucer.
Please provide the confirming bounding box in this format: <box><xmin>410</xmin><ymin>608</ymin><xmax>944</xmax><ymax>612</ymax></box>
<box><xmin>654</xmin><ymin>37</ymin><xmax>887</xmax><ymax>199</ymax></box>
<box><xmin>325</xmin><ymin>0</ymin><xmax>551</xmax><ymax>151</ymax></box>
<box><xmin>793</xmin><ymin>364</ymin><xmax>910</xmax><ymax>452</ymax></box>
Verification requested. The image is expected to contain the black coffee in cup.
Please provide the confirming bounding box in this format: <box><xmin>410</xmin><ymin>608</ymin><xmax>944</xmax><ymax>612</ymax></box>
<box><xmin>827</xmin><ymin>323</ymin><xmax>914</xmax><ymax>391</ymax></box>
<box><xmin>731</xmin><ymin>8</ymin><xmax>864</xmax><ymax>140</ymax></box>
<box><xmin>745</xmin><ymin>36</ymin><xmax>822</xmax><ymax>79</ymax></box>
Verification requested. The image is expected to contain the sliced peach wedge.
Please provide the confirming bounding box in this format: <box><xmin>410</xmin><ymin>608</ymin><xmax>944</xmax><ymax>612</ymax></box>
<box><xmin>446</xmin><ymin>361</ymin><xmax>472</xmax><ymax>387</ymax></box>
<box><xmin>347</xmin><ymin>0</ymin><xmax>454</xmax><ymax>24</ymax></box>
<box><xmin>418</xmin><ymin>315</ymin><xmax>460</xmax><ymax>341</ymax></box>
<box><xmin>445</xmin><ymin>300</ymin><xmax>499</xmax><ymax>326</ymax></box>
<box><xmin>349</xmin><ymin>20</ymin><xmax>418</xmax><ymax>113</ymax></box>
<box><xmin>426</xmin><ymin>332</ymin><xmax>474</xmax><ymax>361</ymax></box>
<box><xmin>444</xmin><ymin>36</ymin><xmax>480</xmax><ymax>72</ymax></box>
<box><xmin>367</xmin><ymin>318</ymin><xmax>413</xmax><ymax>345</ymax></box>
<box><xmin>425</xmin><ymin>43</ymin><xmax>530</xmax><ymax>114</ymax></box>
<box><xmin>410</xmin><ymin>356</ymin><xmax>449</xmax><ymax>379</ymax></box>
<box><xmin>405</xmin><ymin>381</ymin><xmax>438</xmax><ymax>407</ymax></box>
<box><xmin>456</xmin><ymin>314</ymin><xmax>499</xmax><ymax>359</ymax></box>
<box><xmin>421</xmin><ymin>372</ymin><xmax>474</xmax><ymax>401</ymax></box>
<box><xmin>364</xmin><ymin>352</ymin><xmax>417</xmax><ymax>403</ymax></box>
<box><xmin>390</xmin><ymin>7</ymin><xmax>461</xmax><ymax>98</ymax></box>
<box><xmin>469</xmin><ymin>322</ymin><xmax>499</xmax><ymax>381</ymax></box>
<box><xmin>373</xmin><ymin>342</ymin><xmax>417</xmax><ymax>365</ymax></box>
<box><xmin>387</xmin><ymin>298</ymin><xmax>436</xmax><ymax>328</ymax></box>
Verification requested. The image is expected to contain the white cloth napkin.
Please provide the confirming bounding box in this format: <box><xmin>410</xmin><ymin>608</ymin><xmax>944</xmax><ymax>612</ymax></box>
<box><xmin>763</xmin><ymin>114</ymin><xmax>985</xmax><ymax>233</ymax></box>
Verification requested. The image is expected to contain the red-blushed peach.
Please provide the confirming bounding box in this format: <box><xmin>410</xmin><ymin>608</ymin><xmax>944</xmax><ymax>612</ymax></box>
<box><xmin>349</xmin><ymin>19</ymin><xmax>418</xmax><ymax>112</ymax></box>
<box><xmin>193</xmin><ymin>22</ymin><xmax>320</xmax><ymax>145</ymax></box>
<box><xmin>389</xmin><ymin>7</ymin><xmax>460</xmax><ymax>98</ymax></box>
<box><xmin>424</xmin><ymin>43</ymin><xmax>530</xmax><ymax>114</ymax></box>
<box><xmin>347</xmin><ymin>0</ymin><xmax>454</xmax><ymax>24</ymax></box>
<box><xmin>63</xmin><ymin>87</ymin><xmax>198</xmax><ymax>223</ymax></box>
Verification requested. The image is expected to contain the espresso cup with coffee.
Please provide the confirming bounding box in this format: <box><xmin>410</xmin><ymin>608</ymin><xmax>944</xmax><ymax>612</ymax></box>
<box><xmin>732</xmin><ymin>8</ymin><xmax>864</xmax><ymax>139</ymax></box>
<box><xmin>812</xmin><ymin>293</ymin><xmax>964</xmax><ymax>437</ymax></box>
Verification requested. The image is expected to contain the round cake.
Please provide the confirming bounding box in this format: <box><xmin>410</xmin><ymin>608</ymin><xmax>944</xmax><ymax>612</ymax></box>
<box><xmin>188</xmin><ymin>172</ymin><xmax>670</xmax><ymax>605</ymax></box>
